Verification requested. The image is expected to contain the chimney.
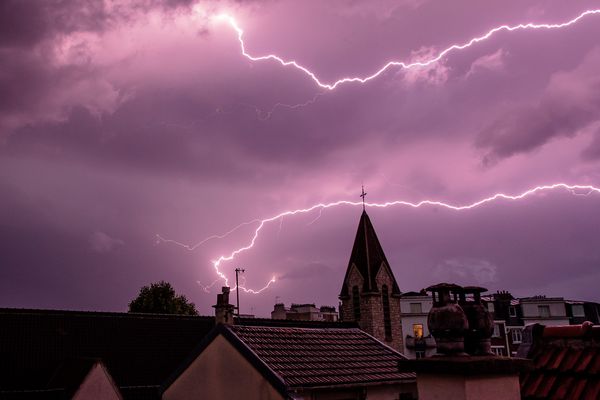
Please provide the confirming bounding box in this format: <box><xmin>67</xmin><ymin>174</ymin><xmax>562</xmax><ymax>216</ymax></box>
<box><xmin>213</xmin><ymin>287</ymin><xmax>235</xmax><ymax>325</ymax></box>
<box><xmin>399</xmin><ymin>282</ymin><xmax>532</xmax><ymax>400</ymax></box>
<box><xmin>460</xmin><ymin>286</ymin><xmax>494</xmax><ymax>356</ymax></box>
<box><xmin>426</xmin><ymin>283</ymin><xmax>468</xmax><ymax>355</ymax></box>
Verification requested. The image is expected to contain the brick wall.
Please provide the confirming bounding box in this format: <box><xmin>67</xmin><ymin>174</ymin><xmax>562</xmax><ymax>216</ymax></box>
<box><xmin>340</xmin><ymin>263</ymin><xmax>404</xmax><ymax>353</ymax></box>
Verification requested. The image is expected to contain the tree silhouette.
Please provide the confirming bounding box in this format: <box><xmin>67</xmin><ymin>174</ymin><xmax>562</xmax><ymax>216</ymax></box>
<box><xmin>128</xmin><ymin>281</ymin><xmax>198</xmax><ymax>315</ymax></box>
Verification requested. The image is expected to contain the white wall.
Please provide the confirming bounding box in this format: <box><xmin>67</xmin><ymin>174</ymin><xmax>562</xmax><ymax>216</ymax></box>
<box><xmin>521</xmin><ymin>301</ymin><xmax>566</xmax><ymax>318</ymax></box>
<box><xmin>417</xmin><ymin>374</ymin><xmax>520</xmax><ymax>400</ymax></box>
<box><xmin>163</xmin><ymin>334</ymin><xmax>284</xmax><ymax>400</ymax></box>
<box><xmin>72</xmin><ymin>363</ymin><xmax>122</xmax><ymax>400</ymax></box>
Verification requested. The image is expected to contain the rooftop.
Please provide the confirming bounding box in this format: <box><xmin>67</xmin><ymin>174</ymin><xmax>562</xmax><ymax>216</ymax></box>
<box><xmin>0</xmin><ymin>307</ymin><xmax>357</xmax><ymax>398</ymax></box>
<box><xmin>228</xmin><ymin>325</ymin><xmax>414</xmax><ymax>390</ymax></box>
<box><xmin>519</xmin><ymin>323</ymin><xmax>600</xmax><ymax>400</ymax></box>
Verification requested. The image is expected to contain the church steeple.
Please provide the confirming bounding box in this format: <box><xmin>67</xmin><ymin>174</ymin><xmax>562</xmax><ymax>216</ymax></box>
<box><xmin>339</xmin><ymin>210</ymin><xmax>401</xmax><ymax>298</ymax></box>
<box><xmin>339</xmin><ymin>206</ymin><xmax>403</xmax><ymax>352</ymax></box>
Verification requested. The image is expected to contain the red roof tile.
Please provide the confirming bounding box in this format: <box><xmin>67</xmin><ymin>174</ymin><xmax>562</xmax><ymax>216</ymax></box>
<box><xmin>583</xmin><ymin>379</ymin><xmax>600</xmax><ymax>400</ymax></box>
<box><xmin>520</xmin><ymin>324</ymin><xmax>600</xmax><ymax>400</ymax></box>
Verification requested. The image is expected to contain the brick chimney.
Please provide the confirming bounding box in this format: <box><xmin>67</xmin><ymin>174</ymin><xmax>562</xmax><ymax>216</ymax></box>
<box><xmin>213</xmin><ymin>287</ymin><xmax>235</xmax><ymax>325</ymax></box>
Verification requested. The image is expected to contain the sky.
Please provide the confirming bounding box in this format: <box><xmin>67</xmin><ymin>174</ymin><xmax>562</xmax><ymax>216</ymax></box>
<box><xmin>1</xmin><ymin>0</ymin><xmax>600</xmax><ymax>317</ymax></box>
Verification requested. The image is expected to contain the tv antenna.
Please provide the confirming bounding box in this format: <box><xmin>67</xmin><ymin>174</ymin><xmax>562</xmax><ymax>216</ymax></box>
<box><xmin>235</xmin><ymin>268</ymin><xmax>245</xmax><ymax>317</ymax></box>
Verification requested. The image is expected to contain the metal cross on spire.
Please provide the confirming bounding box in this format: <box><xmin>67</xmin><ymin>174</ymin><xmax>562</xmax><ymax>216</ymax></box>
<box><xmin>360</xmin><ymin>185</ymin><xmax>367</xmax><ymax>211</ymax></box>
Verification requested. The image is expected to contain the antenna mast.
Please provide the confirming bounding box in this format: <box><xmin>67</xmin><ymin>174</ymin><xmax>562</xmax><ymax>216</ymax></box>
<box><xmin>235</xmin><ymin>268</ymin><xmax>245</xmax><ymax>317</ymax></box>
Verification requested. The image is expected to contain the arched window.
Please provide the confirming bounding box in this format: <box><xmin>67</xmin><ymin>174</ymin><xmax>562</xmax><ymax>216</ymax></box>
<box><xmin>382</xmin><ymin>284</ymin><xmax>392</xmax><ymax>339</ymax></box>
<box><xmin>352</xmin><ymin>286</ymin><xmax>361</xmax><ymax>321</ymax></box>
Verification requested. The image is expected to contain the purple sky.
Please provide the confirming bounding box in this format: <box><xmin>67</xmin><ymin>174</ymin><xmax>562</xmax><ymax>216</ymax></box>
<box><xmin>2</xmin><ymin>0</ymin><xmax>600</xmax><ymax>317</ymax></box>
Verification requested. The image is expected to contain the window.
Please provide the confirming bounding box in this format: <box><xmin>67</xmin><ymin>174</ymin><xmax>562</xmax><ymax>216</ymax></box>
<box><xmin>509</xmin><ymin>306</ymin><xmax>517</xmax><ymax>317</ymax></box>
<box><xmin>487</xmin><ymin>302</ymin><xmax>495</xmax><ymax>312</ymax></box>
<box><xmin>382</xmin><ymin>285</ymin><xmax>392</xmax><ymax>339</ymax></box>
<box><xmin>410</xmin><ymin>302</ymin><xmax>422</xmax><ymax>313</ymax></box>
<box><xmin>491</xmin><ymin>347</ymin><xmax>505</xmax><ymax>356</ymax></box>
<box><xmin>352</xmin><ymin>286</ymin><xmax>361</xmax><ymax>321</ymax></box>
<box><xmin>415</xmin><ymin>350</ymin><xmax>426</xmax><ymax>359</ymax></box>
<box><xmin>492</xmin><ymin>323</ymin><xmax>501</xmax><ymax>338</ymax></box>
<box><xmin>413</xmin><ymin>324</ymin><xmax>423</xmax><ymax>339</ymax></box>
<box><xmin>572</xmin><ymin>304</ymin><xmax>585</xmax><ymax>317</ymax></box>
<box><xmin>538</xmin><ymin>305</ymin><xmax>551</xmax><ymax>318</ymax></box>
<box><xmin>511</xmin><ymin>328</ymin><xmax>522</xmax><ymax>344</ymax></box>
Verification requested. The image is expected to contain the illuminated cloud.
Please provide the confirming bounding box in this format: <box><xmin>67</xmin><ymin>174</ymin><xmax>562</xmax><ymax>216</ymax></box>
<box><xmin>2</xmin><ymin>1</ymin><xmax>600</xmax><ymax>313</ymax></box>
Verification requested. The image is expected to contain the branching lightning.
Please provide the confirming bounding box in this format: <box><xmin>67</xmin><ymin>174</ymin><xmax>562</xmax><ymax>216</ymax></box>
<box><xmin>217</xmin><ymin>9</ymin><xmax>600</xmax><ymax>90</ymax></box>
<box><xmin>158</xmin><ymin>183</ymin><xmax>600</xmax><ymax>294</ymax></box>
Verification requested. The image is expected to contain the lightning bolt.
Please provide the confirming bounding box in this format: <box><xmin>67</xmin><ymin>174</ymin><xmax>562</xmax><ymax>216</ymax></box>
<box><xmin>217</xmin><ymin>9</ymin><xmax>600</xmax><ymax>90</ymax></box>
<box><xmin>160</xmin><ymin>183</ymin><xmax>600</xmax><ymax>294</ymax></box>
<box><xmin>155</xmin><ymin>219</ymin><xmax>260</xmax><ymax>251</ymax></box>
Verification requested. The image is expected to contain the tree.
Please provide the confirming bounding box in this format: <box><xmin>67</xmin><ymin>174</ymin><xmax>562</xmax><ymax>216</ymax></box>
<box><xmin>128</xmin><ymin>281</ymin><xmax>198</xmax><ymax>315</ymax></box>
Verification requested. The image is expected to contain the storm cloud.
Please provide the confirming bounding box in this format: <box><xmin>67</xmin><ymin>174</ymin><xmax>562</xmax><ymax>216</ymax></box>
<box><xmin>1</xmin><ymin>0</ymin><xmax>600</xmax><ymax>316</ymax></box>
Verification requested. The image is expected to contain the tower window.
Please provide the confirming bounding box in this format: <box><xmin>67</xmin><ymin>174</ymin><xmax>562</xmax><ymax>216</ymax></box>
<box><xmin>352</xmin><ymin>286</ymin><xmax>361</xmax><ymax>321</ymax></box>
<box><xmin>382</xmin><ymin>284</ymin><xmax>392</xmax><ymax>340</ymax></box>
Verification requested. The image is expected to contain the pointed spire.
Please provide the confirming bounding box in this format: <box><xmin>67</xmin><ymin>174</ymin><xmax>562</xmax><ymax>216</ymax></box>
<box><xmin>339</xmin><ymin>209</ymin><xmax>401</xmax><ymax>297</ymax></box>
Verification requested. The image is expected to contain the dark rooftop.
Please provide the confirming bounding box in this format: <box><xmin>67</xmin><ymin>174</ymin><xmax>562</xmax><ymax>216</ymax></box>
<box><xmin>0</xmin><ymin>307</ymin><xmax>214</xmax><ymax>395</ymax></box>
<box><xmin>0</xmin><ymin>307</ymin><xmax>357</xmax><ymax>398</ymax></box>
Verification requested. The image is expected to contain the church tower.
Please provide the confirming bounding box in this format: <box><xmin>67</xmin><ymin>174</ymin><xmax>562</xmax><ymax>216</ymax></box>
<box><xmin>339</xmin><ymin>209</ymin><xmax>404</xmax><ymax>352</ymax></box>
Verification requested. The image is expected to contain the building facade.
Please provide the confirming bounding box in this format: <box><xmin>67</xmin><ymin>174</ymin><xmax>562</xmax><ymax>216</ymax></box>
<box><xmin>271</xmin><ymin>303</ymin><xmax>339</xmax><ymax>322</ymax></box>
<box><xmin>400</xmin><ymin>291</ymin><xmax>436</xmax><ymax>358</ymax></box>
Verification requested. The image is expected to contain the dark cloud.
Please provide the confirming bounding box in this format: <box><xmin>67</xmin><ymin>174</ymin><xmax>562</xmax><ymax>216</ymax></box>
<box><xmin>0</xmin><ymin>1</ymin><xmax>110</xmax><ymax>49</ymax></box>
<box><xmin>476</xmin><ymin>47</ymin><xmax>600</xmax><ymax>165</ymax></box>
<box><xmin>2</xmin><ymin>1</ymin><xmax>600</xmax><ymax>315</ymax></box>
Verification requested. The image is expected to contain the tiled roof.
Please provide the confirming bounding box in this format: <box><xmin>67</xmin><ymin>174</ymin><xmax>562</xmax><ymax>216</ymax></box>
<box><xmin>0</xmin><ymin>307</ymin><xmax>358</xmax><ymax>398</ymax></box>
<box><xmin>229</xmin><ymin>325</ymin><xmax>414</xmax><ymax>389</ymax></box>
<box><xmin>340</xmin><ymin>211</ymin><xmax>400</xmax><ymax>297</ymax></box>
<box><xmin>520</xmin><ymin>323</ymin><xmax>600</xmax><ymax>400</ymax></box>
<box><xmin>0</xmin><ymin>308</ymin><xmax>215</xmax><ymax>393</ymax></box>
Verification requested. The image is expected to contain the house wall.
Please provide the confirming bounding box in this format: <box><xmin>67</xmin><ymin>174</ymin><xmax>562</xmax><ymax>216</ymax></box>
<box><xmin>293</xmin><ymin>388</ymin><xmax>364</xmax><ymax>399</ymax></box>
<box><xmin>417</xmin><ymin>374</ymin><xmax>520</xmax><ymax>400</ymax></box>
<box><xmin>521</xmin><ymin>300</ymin><xmax>569</xmax><ymax>326</ymax></box>
<box><xmin>521</xmin><ymin>302</ymin><xmax>565</xmax><ymax>318</ymax></box>
<box><xmin>367</xmin><ymin>383</ymin><xmax>417</xmax><ymax>400</ymax></box>
<box><xmin>163</xmin><ymin>334</ymin><xmax>284</xmax><ymax>400</ymax></box>
<box><xmin>72</xmin><ymin>363</ymin><xmax>122</xmax><ymax>400</ymax></box>
<box><xmin>293</xmin><ymin>383</ymin><xmax>416</xmax><ymax>400</ymax></box>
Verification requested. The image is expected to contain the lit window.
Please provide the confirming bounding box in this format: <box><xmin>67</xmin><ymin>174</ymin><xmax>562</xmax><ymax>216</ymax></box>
<box><xmin>538</xmin><ymin>305</ymin><xmax>551</xmax><ymax>318</ymax></box>
<box><xmin>410</xmin><ymin>303</ymin><xmax>422</xmax><ymax>313</ymax></box>
<box><xmin>413</xmin><ymin>324</ymin><xmax>423</xmax><ymax>339</ymax></box>
<box><xmin>509</xmin><ymin>306</ymin><xmax>517</xmax><ymax>317</ymax></box>
<box><xmin>511</xmin><ymin>329</ymin><xmax>522</xmax><ymax>344</ymax></box>
<box><xmin>571</xmin><ymin>304</ymin><xmax>585</xmax><ymax>317</ymax></box>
